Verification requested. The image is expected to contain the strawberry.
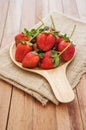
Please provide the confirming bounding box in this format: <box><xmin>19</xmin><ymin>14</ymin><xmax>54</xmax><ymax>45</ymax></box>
<box><xmin>33</xmin><ymin>42</ymin><xmax>39</xmax><ymax>51</ymax></box>
<box><xmin>15</xmin><ymin>33</ymin><xmax>30</xmax><ymax>45</ymax></box>
<box><xmin>22</xmin><ymin>52</ymin><xmax>40</xmax><ymax>68</ymax></box>
<box><xmin>40</xmin><ymin>57</ymin><xmax>54</xmax><ymax>69</ymax></box>
<box><xmin>44</xmin><ymin>51</ymin><xmax>52</xmax><ymax>57</ymax></box>
<box><xmin>40</xmin><ymin>50</ymin><xmax>59</xmax><ymax>69</ymax></box>
<box><xmin>15</xmin><ymin>43</ymin><xmax>32</xmax><ymax>62</ymax></box>
<box><xmin>55</xmin><ymin>36</ymin><xmax>63</xmax><ymax>49</ymax></box>
<box><xmin>56</xmin><ymin>36</ymin><xmax>63</xmax><ymax>44</ymax></box>
<box><xmin>57</xmin><ymin>41</ymin><xmax>75</xmax><ymax>61</ymax></box>
<box><xmin>37</xmin><ymin>33</ymin><xmax>56</xmax><ymax>51</ymax></box>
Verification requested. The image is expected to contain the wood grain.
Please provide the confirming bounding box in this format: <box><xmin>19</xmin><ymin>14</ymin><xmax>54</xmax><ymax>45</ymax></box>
<box><xmin>20</xmin><ymin>0</ymin><xmax>36</xmax><ymax>30</ymax></box>
<box><xmin>6</xmin><ymin>1</ymin><xmax>35</xmax><ymax>130</ymax></box>
<box><xmin>33</xmin><ymin>101</ymin><xmax>57</xmax><ymax>130</ymax></box>
<box><xmin>56</xmin><ymin>104</ymin><xmax>71</xmax><ymax>130</ymax></box>
<box><xmin>0</xmin><ymin>1</ymin><xmax>12</xmax><ymax>130</ymax></box>
<box><xmin>0</xmin><ymin>80</ymin><xmax>12</xmax><ymax>130</ymax></box>
<box><xmin>67</xmin><ymin>90</ymin><xmax>83</xmax><ymax>130</ymax></box>
<box><xmin>0</xmin><ymin>0</ymin><xmax>10</xmax><ymax>46</ymax></box>
<box><xmin>62</xmin><ymin>0</ymin><xmax>79</xmax><ymax>18</ymax></box>
<box><xmin>0</xmin><ymin>0</ymin><xmax>23</xmax><ymax>130</ymax></box>
<box><xmin>76</xmin><ymin>0</ymin><xmax>86</xmax><ymax>20</ymax></box>
<box><xmin>7</xmin><ymin>87</ymin><xmax>33</xmax><ymax>130</ymax></box>
<box><xmin>76</xmin><ymin>74</ymin><xmax>86</xmax><ymax>129</ymax></box>
<box><xmin>1</xmin><ymin>0</ymin><xmax>23</xmax><ymax>48</ymax></box>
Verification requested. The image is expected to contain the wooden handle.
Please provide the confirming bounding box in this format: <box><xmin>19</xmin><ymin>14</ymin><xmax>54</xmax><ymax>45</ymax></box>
<box><xmin>42</xmin><ymin>68</ymin><xmax>75</xmax><ymax>103</ymax></box>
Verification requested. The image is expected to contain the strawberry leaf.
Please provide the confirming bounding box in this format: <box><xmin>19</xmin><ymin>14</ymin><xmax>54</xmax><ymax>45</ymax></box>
<box><xmin>50</xmin><ymin>50</ymin><xmax>60</xmax><ymax>67</ymax></box>
<box><xmin>51</xmin><ymin>50</ymin><xmax>58</xmax><ymax>57</ymax></box>
<box><xmin>54</xmin><ymin>56</ymin><xmax>60</xmax><ymax>67</ymax></box>
<box><xmin>39</xmin><ymin>53</ymin><xmax>44</xmax><ymax>58</ymax></box>
<box><xmin>24</xmin><ymin>28</ymin><xmax>31</xmax><ymax>37</ymax></box>
<box><xmin>53</xmin><ymin>31</ymin><xmax>59</xmax><ymax>37</ymax></box>
<box><xmin>39</xmin><ymin>28</ymin><xmax>45</xmax><ymax>33</ymax></box>
<box><xmin>63</xmin><ymin>34</ymin><xmax>70</xmax><ymax>42</ymax></box>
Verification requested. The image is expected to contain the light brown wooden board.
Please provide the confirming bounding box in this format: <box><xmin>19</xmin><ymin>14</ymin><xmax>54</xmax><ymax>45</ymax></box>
<box><xmin>0</xmin><ymin>0</ymin><xmax>86</xmax><ymax>130</ymax></box>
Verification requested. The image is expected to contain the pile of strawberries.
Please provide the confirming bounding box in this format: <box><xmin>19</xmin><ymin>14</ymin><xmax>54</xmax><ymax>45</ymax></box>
<box><xmin>15</xmin><ymin>20</ymin><xmax>75</xmax><ymax>69</ymax></box>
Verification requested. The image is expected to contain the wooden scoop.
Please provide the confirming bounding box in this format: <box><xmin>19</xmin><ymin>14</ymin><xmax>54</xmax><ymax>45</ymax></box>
<box><xmin>10</xmin><ymin>43</ymin><xmax>75</xmax><ymax>103</ymax></box>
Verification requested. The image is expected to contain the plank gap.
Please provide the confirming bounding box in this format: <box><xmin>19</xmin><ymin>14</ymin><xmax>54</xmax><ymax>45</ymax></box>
<box><xmin>5</xmin><ymin>86</ymin><xmax>13</xmax><ymax>130</ymax></box>
<box><xmin>19</xmin><ymin>0</ymin><xmax>24</xmax><ymax>32</ymax></box>
<box><xmin>67</xmin><ymin>89</ymin><xmax>84</xmax><ymax>130</ymax></box>
<box><xmin>75</xmin><ymin>0</ymin><xmax>80</xmax><ymax>18</ymax></box>
<box><xmin>0</xmin><ymin>0</ymin><xmax>10</xmax><ymax>48</ymax></box>
<box><xmin>76</xmin><ymin>88</ymin><xmax>84</xmax><ymax>130</ymax></box>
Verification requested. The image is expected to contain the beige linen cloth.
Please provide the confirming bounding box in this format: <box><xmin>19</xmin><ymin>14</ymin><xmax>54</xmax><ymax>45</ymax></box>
<box><xmin>0</xmin><ymin>12</ymin><xmax>86</xmax><ymax>105</ymax></box>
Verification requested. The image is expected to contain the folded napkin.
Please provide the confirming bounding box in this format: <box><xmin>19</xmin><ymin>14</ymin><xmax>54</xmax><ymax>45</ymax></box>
<box><xmin>0</xmin><ymin>12</ymin><xmax>86</xmax><ymax>105</ymax></box>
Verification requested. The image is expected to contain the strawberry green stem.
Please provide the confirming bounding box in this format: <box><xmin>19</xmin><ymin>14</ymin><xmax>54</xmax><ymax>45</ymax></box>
<box><xmin>29</xmin><ymin>23</ymin><xmax>44</xmax><ymax>42</ymax></box>
<box><xmin>37</xmin><ymin>16</ymin><xmax>45</xmax><ymax>26</ymax></box>
<box><xmin>50</xmin><ymin>15</ymin><xmax>56</xmax><ymax>31</ymax></box>
<box><xmin>35</xmin><ymin>23</ymin><xmax>44</xmax><ymax>32</ymax></box>
<box><xmin>69</xmin><ymin>25</ymin><xmax>76</xmax><ymax>39</ymax></box>
<box><xmin>58</xmin><ymin>43</ymin><xmax>71</xmax><ymax>56</ymax></box>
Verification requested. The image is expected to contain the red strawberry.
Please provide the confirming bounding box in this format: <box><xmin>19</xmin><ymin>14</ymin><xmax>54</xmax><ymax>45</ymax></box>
<box><xmin>44</xmin><ymin>51</ymin><xmax>52</xmax><ymax>57</ymax></box>
<box><xmin>40</xmin><ymin>50</ymin><xmax>59</xmax><ymax>69</ymax></box>
<box><xmin>56</xmin><ymin>36</ymin><xmax>63</xmax><ymax>43</ymax></box>
<box><xmin>37</xmin><ymin>33</ymin><xmax>55</xmax><ymax>51</ymax></box>
<box><xmin>40</xmin><ymin>57</ymin><xmax>54</xmax><ymax>69</ymax></box>
<box><xmin>55</xmin><ymin>36</ymin><xmax>63</xmax><ymax>49</ymax></box>
<box><xmin>57</xmin><ymin>41</ymin><xmax>75</xmax><ymax>61</ymax></box>
<box><xmin>15</xmin><ymin>43</ymin><xmax>32</xmax><ymax>62</ymax></box>
<box><xmin>33</xmin><ymin>42</ymin><xmax>39</xmax><ymax>51</ymax></box>
<box><xmin>15</xmin><ymin>33</ymin><xmax>30</xmax><ymax>45</ymax></box>
<box><xmin>22</xmin><ymin>52</ymin><xmax>40</xmax><ymax>68</ymax></box>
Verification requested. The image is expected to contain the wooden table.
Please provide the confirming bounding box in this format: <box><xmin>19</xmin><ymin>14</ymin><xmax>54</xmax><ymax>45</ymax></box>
<box><xmin>0</xmin><ymin>0</ymin><xmax>86</xmax><ymax>130</ymax></box>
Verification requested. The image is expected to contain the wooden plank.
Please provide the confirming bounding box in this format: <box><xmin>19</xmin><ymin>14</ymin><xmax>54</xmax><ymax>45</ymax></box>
<box><xmin>76</xmin><ymin>0</ymin><xmax>86</xmax><ymax>20</ymax></box>
<box><xmin>7</xmin><ymin>87</ymin><xmax>33</xmax><ymax>130</ymax></box>
<box><xmin>0</xmin><ymin>1</ymin><xmax>12</xmax><ymax>130</ymax></box>
<box><xmin>0</xmin><ymin>80</ymin><xmax>12</xmax><ymax>130</ymax></box>
<box><xmin>31</xmin><ymin>1</ymin><xmax>56</xmax><ymax>130</ymax></box>
<box><xmin>7</xmin><ymin>0</ymin><xmax>35</xmax><ymax>130</ymax></box>
<box><xmin>62</xmin><ymin>0</ymin><xmax>86</xmax><ymax>129</ymax></box>
<box><xmin>76</xmin><ymin>74</ymin><xmax>86</xmax><ymax>129</ymax></box>
<box><xmin>49</xmin><ymin>0</ymin><xmax>63</xmax><ymax>13</ymax></box>
<box><xmin>56</xmin><ymin>93</ymin><xmax>83</xmax><ymax>130</ymax></box>
<box><xmin>38</xmin><ymin>0</ymin><xmax>63</xmax><ymax>18</ymax></box>
<box><xmin>33</xmin><ymin>101</ymin><xmax>57</xmax><ymax>130</ymax></box>
<box><xmin>32</xmin><ymin>1</ymin><xmax>69</xmax><ymax>130</ymax></box>
<box><xmin>29</xmin><ymin>1</ymin><xmax>57</xmax><ymax>130</ymax></box>
<box><xmin>67</xmin><ymin>90</ymin><xmax>83</xmax><ymax>130</ymax></box>
<box><xmin>62</xmin><ymin>0</ymin><xmax>79</xmax><ymax>18</ymax></box>
<box><xmin>54</xmin><ymin>2</ymin><xmax>71</xmax><ymax>130</ymax></box>
<box><xmin>55</xmin><ymin>1</ymin><xmax>84</xmax><ymax>130</ymax></box>
<box><xmin>56</xmin><ymin>104</ymin><xmax>71</xmax><ymax>130</ymax></box>
<box><xmin>39</xmin><ymin>0</ymin><xmax>49</xmax><ymax>18</ymax></box>
<box><xmin>35</xmin><ymin>0</ymin><xmax>43</xmax><ymax>23</ymax></box>
<box><xmin>0</xmin><ymin>0</ymin><xmax>9</xmax><ymax>45</ymax></box>
<box><xmin>1</xmin><ymin>0</ymin><xmax>23</xmax><ymax>48</ymax></box>
<box><xmin>0</xmin><ymin>0</ymin><xmax>23</xmax><ymax>130</ymax></box>
<box><xmin>74</xmin><ymin>1</ymin><xmax>86</xmax><ymax>127</ymax></box>
<box><xmin>20</xmin><ymin>0</ymin><xmax>36</xmax><ymax>30</ymax></box>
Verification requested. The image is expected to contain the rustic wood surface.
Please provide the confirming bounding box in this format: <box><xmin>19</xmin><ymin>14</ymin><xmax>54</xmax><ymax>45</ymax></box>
<box><xmin>0</xmin><ymin>0</ymin><xmax>86</xmax><ymax>130</ymax></box>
